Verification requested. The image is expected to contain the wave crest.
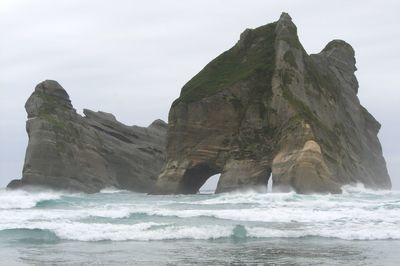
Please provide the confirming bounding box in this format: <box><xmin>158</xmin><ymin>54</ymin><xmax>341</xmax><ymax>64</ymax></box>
<box><xmin>0</xmin><ymin>189</ymin><xmax>63</xmax><ymax>209</ymax></box>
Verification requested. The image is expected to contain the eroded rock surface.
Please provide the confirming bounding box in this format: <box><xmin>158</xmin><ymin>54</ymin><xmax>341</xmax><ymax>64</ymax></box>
<box><xmin>154</xmin><ymin>13</ymin><xmax>391</xmax><ymax>194</ymax></box>
<box><xmin>7</xmin><ymin>80</ymin><xmax>167</xmax><ymax>193</ymax></box>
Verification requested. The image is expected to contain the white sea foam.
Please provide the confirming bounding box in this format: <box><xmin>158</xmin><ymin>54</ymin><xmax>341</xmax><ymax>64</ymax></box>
<box><xmin>341</xmin><ymin>183</ymin><xmax>394</xmax><ymax>195</ymax></box>
<box><xmin>1</xmin><ymin>220</ymin><xmax>399</xmax><ymax>241</ymax></box>
<box><xmin>247</xmin><ymin>223</ymin><xmax>400</xmax><ymax>240</ymax></box>
<box><xmin>0</xmin><ymin>189</ymin><xmax>63</xmax><ymax>209</ymax></box>
<box><xmin>0</xmin><ymin>222</ymin><xmax>232</xmax><ymax>241</ymax></box>
<box><xmin>99</xmin><ymin>187</ymin><xmax>128</xmax><ymax>194</ymax></box>
<box><xmin>0</xmin><ymin>186</ymin><xmax>399</xmax><ymax>241</ymax></box>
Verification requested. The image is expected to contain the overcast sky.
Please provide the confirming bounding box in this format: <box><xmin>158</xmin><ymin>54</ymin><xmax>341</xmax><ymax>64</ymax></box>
<box><xmin>0</xmin><ymin>0</ymin><xmax>399</xmax><ymax>190</ymax></box>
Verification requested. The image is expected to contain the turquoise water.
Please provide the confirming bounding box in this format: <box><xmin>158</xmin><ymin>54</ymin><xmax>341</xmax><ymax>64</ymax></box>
<box><xmin>0</xmin><ymin>185</ymin><xmax>399</xmax><ymax>265</ymax></box>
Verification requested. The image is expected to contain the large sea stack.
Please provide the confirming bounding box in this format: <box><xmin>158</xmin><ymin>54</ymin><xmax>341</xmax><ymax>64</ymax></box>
<box><xmin>7</xmin><ymin>80</ymin><xmax>167</xmax><ymax>193</ymax></box>
<box><xmin>154</xmin><ymin>13</ymin><xmax>391</xmax><ymax>194</ymax></box>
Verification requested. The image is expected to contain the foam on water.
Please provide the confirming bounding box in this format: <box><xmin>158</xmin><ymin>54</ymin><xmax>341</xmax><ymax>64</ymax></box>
<box><xmin>0</xmin><ymin>188</ymin><xmax>63</xmax><ymax>209</ymax></box>
<box><xmin>99</xmin><ymin>187</ymin><xmax>128</xmax><ymax>194</ymax></box>
<box><xmin>0</xmin><ymin>186</ymin><xmax>399</xmax><ymax>242</ymax></box>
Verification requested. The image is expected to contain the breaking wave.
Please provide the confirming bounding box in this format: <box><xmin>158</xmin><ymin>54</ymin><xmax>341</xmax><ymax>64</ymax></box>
<box><xmin>0</xmin><ymin>186</ymin><xmax>399</xmax><ymax>242</ymax></box>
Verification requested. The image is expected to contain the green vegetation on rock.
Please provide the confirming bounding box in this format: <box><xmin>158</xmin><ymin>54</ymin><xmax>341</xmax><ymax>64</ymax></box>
<box><xmin>36</xmin><ymin>91</ymin><xmax>60</xmax><ymax>116</ymax></box>
<box><xmin>174</xmin><ymin>22</ymin><xmax>277</xmax><ymax>105</ymax></box>
<box><xmin>41</xmin><ymin>114</ymin><xmax>66</xmax><ymax>130</ymax></box>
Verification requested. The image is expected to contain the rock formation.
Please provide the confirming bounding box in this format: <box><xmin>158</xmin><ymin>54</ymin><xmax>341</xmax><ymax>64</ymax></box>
<box><xmin>7</xmin><ymin>80</ymin><xmax>167</xmax><ymax>193</ymax></box>
<box><xmin>153</xmin><ymin>13</ymin><xmax>391</xmax><ymax>194</ymax></box>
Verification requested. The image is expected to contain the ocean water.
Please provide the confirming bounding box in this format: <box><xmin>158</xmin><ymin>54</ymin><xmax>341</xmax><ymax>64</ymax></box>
<box><xmin>0</xmin><ymin>185</ymin><xmax>399</xmax><ymax>265</ymax></box>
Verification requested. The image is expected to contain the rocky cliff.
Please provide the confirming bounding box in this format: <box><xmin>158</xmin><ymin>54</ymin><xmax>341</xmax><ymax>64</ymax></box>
<box><xmin>153</xmin><ymin>13</ymin><xmax>391</xmax><ymax>194</ymax></box>
<box><xmin>7</xmin><ymin>80</ymin><xmax>167</xmax><ymax>193</ymax></box>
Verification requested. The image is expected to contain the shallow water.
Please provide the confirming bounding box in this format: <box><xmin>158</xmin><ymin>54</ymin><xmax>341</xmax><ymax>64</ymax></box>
<box><xmin>0</xmin><ymin>185</ymin><xmax>399</xmax><ymax>265</ymax></box>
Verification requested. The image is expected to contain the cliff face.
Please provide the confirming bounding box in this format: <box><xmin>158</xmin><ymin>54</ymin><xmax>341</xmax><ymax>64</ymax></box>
<box><xmin>7</xmin><ymin>80</ymin><xmax>167</xmax><ymax>193</ymax></box>
<box><xmin>154</xmin><ymin>13</ymin><xmax>391</xmax><ymax>194</ymax></box>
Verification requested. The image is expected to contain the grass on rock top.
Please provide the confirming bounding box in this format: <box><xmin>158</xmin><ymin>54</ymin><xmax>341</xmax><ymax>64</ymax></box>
<box><xmin>174</xmin><ymin>22</ymin><xmax>277</xmax><ymax>105</ymax></box>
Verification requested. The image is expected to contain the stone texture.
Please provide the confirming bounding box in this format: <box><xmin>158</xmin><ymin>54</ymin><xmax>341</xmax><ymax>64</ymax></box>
<box><xmin>7</xmin><ymin>80</ymin><xmax>167</xmax><ymax>193</ymax></box>
<box><xmin>153</xmin><ymin>13</ymin><xmax>391</xmax><ymax>194</ymax></box>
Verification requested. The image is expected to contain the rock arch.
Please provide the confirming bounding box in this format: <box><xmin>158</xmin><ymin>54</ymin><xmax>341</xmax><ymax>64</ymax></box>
<box><xmin>152</xmin><ymin>13</ymin><xmax>391</xmax><ymax>194</ymax></box>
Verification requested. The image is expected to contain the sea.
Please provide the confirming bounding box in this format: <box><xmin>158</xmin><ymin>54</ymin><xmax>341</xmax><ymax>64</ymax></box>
<box><xmin>0</xmin><ymin>185</ymin><xmax>399</xmax><ymax>266</ymax></box>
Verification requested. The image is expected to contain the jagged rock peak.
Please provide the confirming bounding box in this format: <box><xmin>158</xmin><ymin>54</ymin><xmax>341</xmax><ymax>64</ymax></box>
<box><xmin>278</xmin><ymin>12</ymin><xmax>292</xmax><ymax>23</ymax></box>
<box><xmin>238</xmin><ymin>12</ymin><xmax>294</xmax><ymax>49</ymax></box>
<box><xmin>276</xmin><ymin>12</ymin><xmax>297</xmax><ymax>37</ymax></box>
<box><xmin>35</xmin><ymin>80</ymin><xmax>70</xmax><ymax>100</ymax></box>
<box><xmin>321</xmin><ymin>39</ymin><xmax>357</xmax><ymax>72</ymax></box>
<box><xmin>149</xmin><ymin>119</ymin><xmax>167</xmax><ymax>129</ymax></box>
<box><xmin>322</xmin><ymin>40</ymin><xmax>355</xmax><ymax>55</ymax></box>
<box><xmin>26</xmin><ymin>80</ymin><xmax>74</xmax><ymax>118</ymax></box>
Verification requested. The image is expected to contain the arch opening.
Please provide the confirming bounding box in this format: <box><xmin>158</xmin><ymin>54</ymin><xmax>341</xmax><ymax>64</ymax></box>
<box><xmin>178</xmin><ymin>164</ymin><xmax>220</xmax><ymax>194</ymax></box>
<box><xmin>199</xmin><ymin>174</ymin><xmax>221</xmax><ymax>194</ymax></box>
